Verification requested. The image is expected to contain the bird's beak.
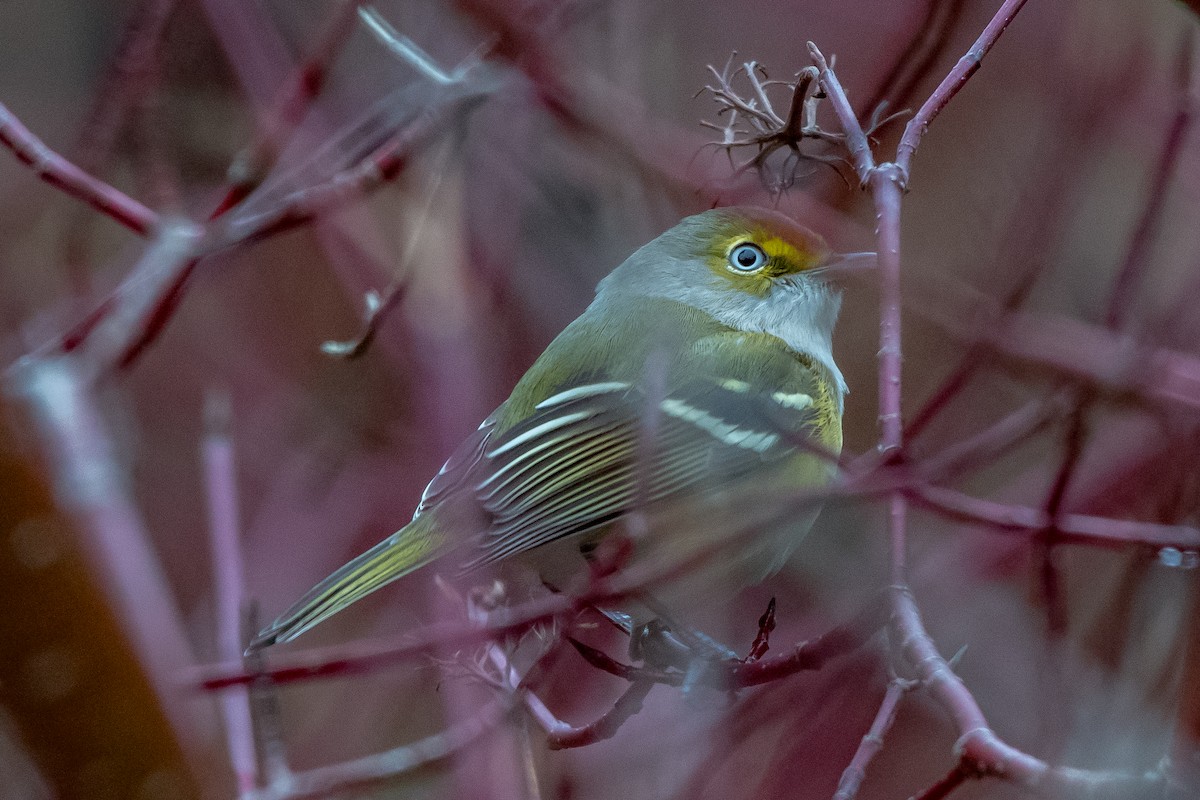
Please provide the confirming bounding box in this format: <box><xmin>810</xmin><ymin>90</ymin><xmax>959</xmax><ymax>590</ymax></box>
<box><xmin>811</xmin><ymin>251</ymin><xmax>877</xmax><ymax>281</ymax></box>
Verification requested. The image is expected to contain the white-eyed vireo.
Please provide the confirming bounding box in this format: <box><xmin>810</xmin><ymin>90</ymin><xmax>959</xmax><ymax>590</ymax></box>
<box><xmin>251</xmin><ymin>206</ymin><xmax>850</xmax><ymax>652</ymax></box>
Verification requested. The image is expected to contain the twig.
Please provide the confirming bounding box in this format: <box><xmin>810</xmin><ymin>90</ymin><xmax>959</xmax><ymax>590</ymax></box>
<box><xmin>359</xmin><ymin>6</ymin><xmax>479</xmax><ymax>85</ymax></box>
<box><xmin>482</xmin><ymin>637</ymin><xmax>655</xmax><ymax>750</ymax></box>
<box><xmin>890</xmin><ymin>587</ymin><xmax>1163</xmax><ymax>799</ymax></box>
<box><xmin>1033</xmin><ymin>400</ymin><xmax>1089</xmax><ymax>635</ymax></box>
<box><xmin>908</xmin><ymin>766</ymin><xmax>968</xmax><ymax>800</ymax></box>
<box><xmin>915</xmin><ymin>394</ymin><xmax>1072</xmax><ymax>480</ymax></box>
<box><xmin>62</xmin><ymin>0</ymin><xmax>178</xmax><ymax>289</ymax></box>
<box><xmin>864</xmin><ymin>0</ymin><xmax>969</xmax><ymax>115</ymax></box>
<box><xmin>69</xmin><ymin>0</ymin><xmax>178</xmax><ymax>179</ymax></box>
<box><xmin>1105</xmin><ymin>28</ymin><xmax>1197</xmax><ymax>329</ymax></box>
<box><xmin>0</xmin><ymin>101</ymin><xmax>159</xmax><ymax>235</ymax></box>
<box><xmin>980</xmin><ymin>310</ymin><xmax>1200</xmax><ymax>413</ymax></box>
<box><xmin>246</xmin><ymin>698</ymin><xmax>514</xmax><ymax>800</ymax></box>
<box><xmin>911</xmin><ymin>484</ymin><xmax>1200</xmax><ymax>551</ymax></box>
<box><xmin>745</xmin><ymin>597</ymin><xmax>777</xmax><ymax>662</ymax></box>
<box><xmin>215</xmin><ymin>0</ymin><xmax>368</xmax><ymax>216</ymax></box>
<box><xmin>806</xmin><ymin>45</ymin><xmax>876</xmax><ymax>185</ymax></box>
<box><xmin>68</xmin><ymin>219</ymin><xmax>203</xmax><ymax>373</ymax></box>
<box><xmin>545</xmin><ymin>682</ymin><xmax>655</xmax><ymax>750</ymax></box>
<box><xmin>894</xmin><ymin>0</ymin><xmax>1032</xmax><ymax>176</ymax></box>
<box><xmin>320</xmin><ymin>135</ymin><xmax>458</xmax><ymax>359</ymax></box>
<box><xmin>206</xmin><ymin>75</ymin><xmax>490</xmax><ymax>252</ymax></box>
<box><xmin>202</xmin><ymin>391</ymin><xmax>257</xmax><ymax>794</ymax></box>
<box><xmin>832</xmin><ymin>676</ymin><xmax>912</xmax><ymax>800</ymax></box>
<box><xmin>567</xmin><ymin>594</ymin><xmax>888</xmax><ymax>690</ymax></box>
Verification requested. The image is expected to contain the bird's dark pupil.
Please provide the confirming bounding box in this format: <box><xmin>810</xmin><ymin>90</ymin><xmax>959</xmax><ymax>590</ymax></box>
<box><xmin>738</xmin><ymin>249</ymin><xmax>756</xmax><ymax>266</ymax></box>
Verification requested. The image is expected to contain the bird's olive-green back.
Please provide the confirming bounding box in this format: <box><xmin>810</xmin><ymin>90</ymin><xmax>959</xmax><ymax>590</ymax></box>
<box><xmin>492</xmin><ymin>296</ymin><xmax>842</xmax><ymax>452</ymax></box>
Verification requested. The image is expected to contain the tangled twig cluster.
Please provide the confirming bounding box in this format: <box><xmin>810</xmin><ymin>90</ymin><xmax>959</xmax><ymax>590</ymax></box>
<box><xmin>700</xmin><ymin>55</ymin><xmax>904</xmax><ymax>193</ymax></box>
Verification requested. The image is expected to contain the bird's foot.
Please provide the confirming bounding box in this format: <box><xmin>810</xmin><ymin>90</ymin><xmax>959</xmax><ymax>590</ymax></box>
<box><xmin>628</xmin><ymin>620</ymin><xmax>738</xmax><ymax>694</ymax></box>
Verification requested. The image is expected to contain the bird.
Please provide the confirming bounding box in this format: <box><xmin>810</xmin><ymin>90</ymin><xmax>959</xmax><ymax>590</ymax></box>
<box><xmin>249</xmin><ymin>206</ymin><xmax>851</xmax><ymax>655</ymax></box>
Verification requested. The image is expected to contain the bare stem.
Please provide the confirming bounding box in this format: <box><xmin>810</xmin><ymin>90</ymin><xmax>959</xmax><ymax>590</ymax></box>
<box><xmin>202</xmin><ymin>391</ymin><xmax>257</xmax><ymax>794</ymax></box>
<box><xmin>545</xmin><ymin>682</ymin><xmax>655</xmax><ymax>750</ymax></box>
<box><xmin>895</xmin><ymin>0</ymin><xmax>1032</xmax><ymax>175</ymax></box>
<box><xmin>0</xmin><ymin>101</ymin><xmax>159</xmax><ymax>235</ymax></box>
<box><xmin>831</xmin><ymin>676</ymin><xmax>911</xmax><ymax>800</ymax></box>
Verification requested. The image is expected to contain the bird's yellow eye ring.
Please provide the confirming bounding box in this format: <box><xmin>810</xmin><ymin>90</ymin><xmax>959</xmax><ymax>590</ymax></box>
<box><xmin>727</xmin><ymin>242</ymin><xmax>767</xmax><ymax>274</ymax></box>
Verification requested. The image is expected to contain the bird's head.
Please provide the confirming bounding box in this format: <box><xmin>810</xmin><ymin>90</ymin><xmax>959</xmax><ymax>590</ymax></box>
<box><xmin>597</xmin><ymin>206</ymin><xmax>858</xmax><ymax>395</ymax></box>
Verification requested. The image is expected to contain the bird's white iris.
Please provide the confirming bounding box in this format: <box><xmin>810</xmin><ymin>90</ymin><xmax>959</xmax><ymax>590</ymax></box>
<box><xmin>728</xmin><ymin>242</ymin><xmax>768</xmax><ymax>274</ymax></box>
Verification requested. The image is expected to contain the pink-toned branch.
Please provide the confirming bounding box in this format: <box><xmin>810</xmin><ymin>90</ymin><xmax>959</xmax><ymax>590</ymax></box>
<box><xmin>909</xmin><ymin>767</ymin><xmax>968</xmax><ymax>800</ymax></box>
<box><xmin>806</xmin><ymin>0</ymin><xmax>1177</xmax><ymax>796</ymax></box>
<box><xmin>212</xmin><ymin>0</ymin><xmax>368</xmax><ymax>217</ymax></box>
<box><xmin>191</xmin><ymin>502</ymin><xmax>883</xmax><ymax>691</ymax></box>
<box><xmin>202</xmin><ymin>392</ymin><xmax>257</xmax><ymax>794</ymax></box>
<box><xmin>832</xmin><ymin>676</ymin><xmax>911</xmax><ymax>800</ymax></box>
<box><xmin>864</xmin><ymin>0</ymin><xmax>970</xmax><ymax>115</ymax></box>
<box><xmin>245</xmin><ymin>699</ymin><xmax>514</xmax><ymax>800</ymax></box>
<box><xmin>544</xmin><ymin>681</ymin><xmax>655</xmax><ymax>750</ymax></box>
<box><xmin>0</xmin><ymin>101</ymin><xmax>159</xmax><ymax>235</ymax></box>
<box><xmin>1104</xmin><ymin>29</ymin><xmax>1196</xmax><ymax>329</ymax></box>
<box><xmin>893</xmin><ymin>0</ymin><xmax>1032</xmax><ymax>175</ymax></box>
<box><xmin>980</xmin><ymin>309</ymin><xmax>1200</xmax><ymax>413</ymax></box>
<box><xmin>891</xmin><ymin>587</ymin><xmax>1163</xmax><ymax>800</ymax></box>
<box><xmin>60</xmin><ymin>220</ymin><xmax>202</xmax><ymax>373</ymax></box>
<box><xmin>911</xmin><ymin>484</ymin><xmax>1200</xmax><ymax>551</ymax></box>
<box><xmin>566</xmin><ymin>601</ymin><xmax>883</xmax><ymax>691</ymax></box>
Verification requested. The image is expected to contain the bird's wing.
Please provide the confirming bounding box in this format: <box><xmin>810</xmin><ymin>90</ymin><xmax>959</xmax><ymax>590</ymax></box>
<box><xmin>457</xmin><ymin>339</ymin><xmax>838</xmax><ymax>570</ymax></box>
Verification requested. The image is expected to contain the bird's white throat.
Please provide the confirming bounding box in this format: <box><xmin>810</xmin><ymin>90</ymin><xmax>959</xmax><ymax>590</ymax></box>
<box><xmin>596</xmin><ymin>256</ymin><xmax>846</xmax><ymax>408</ymax></box>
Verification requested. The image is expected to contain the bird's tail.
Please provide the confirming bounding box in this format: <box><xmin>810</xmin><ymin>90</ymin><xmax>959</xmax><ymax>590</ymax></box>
<box><xmin>248</xmin><ymin>516</ymin><xmax>443</xmax><ymax>651</ymax></box>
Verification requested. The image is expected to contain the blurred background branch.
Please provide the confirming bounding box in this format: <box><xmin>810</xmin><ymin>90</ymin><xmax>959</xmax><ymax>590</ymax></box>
<box><xmin>2</xmin><ymin>0</ymin><xmax>1199</xmax><ymax>799</ymax></box>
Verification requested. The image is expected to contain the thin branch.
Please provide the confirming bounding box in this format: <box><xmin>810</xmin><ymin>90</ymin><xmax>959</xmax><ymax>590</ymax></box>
<box><xmin>67</xmin><ymin>219</ymin><xmax>203</xmax><ymax>373</ymax></box>
<box><xmin>1105</xmin><ymin>28</ymin><xmax>1196</xmax><ymax>329</ymax></box>
<box><xmin>215</xmin><ymin>0</ymin><xmax>368</xmax><ymax>216</ymax></box>
<box><xmin>206</xmin><ymin>76</ymin><xmax>491</xmax><ymax>252</ymax></box>
<box><xmin>62</xmin><ymin>0</ymin><xmax>178</xmax><ymax>290</ymax></box>
<box><xmin>911</xmin><ymin>484</ymin><xmax>1200</xmax><ymax>551</ymax></box>
<box><xmin>483</xmin><ymin>641</ymin><xmax>654</xmax><ymax>751</ymax></box>
<box><xmin>981</xmin><ymin>310</ymin><xmax>1200</xmax><ymax>413</ymax></box>
<box><xmin>864</xmin><ymin>0</ymin><xmax>969</xmax><ymax>115</ymax></box>
<box><xmin>806</xmin><ymin>44</ymin><xmax>876</xmax><ymax>184</ymax></box>
<box><xmin>908</xmin><ymin>766</ymin><xmax>968</xmax><ymax>800</ymax></box>
<box><xmin>321</xmin><ymin>135</ymin><xmax>457</xmax><ymax>359</ymax></box>
<box><xmin>359</xmin><ymin>6</ymin><xmax>478</xmax><ymax>85</ymax></box>
<box><xmin>0</xmin><ymin>101</ymin><xmax>159</xmax><ymax>235</ymax></box>
<box><xmin>833</xmin><ymin>676</ymin><xmax>912</xmax><ymax>800</ymax></box>
<box><xmin>890</xmin><ymin>587</ymin><xmax>1164</xmax><ymax>799</ymax></box>
<box><xmin>202</xmin><ymin>391</ymin><xmax>257</xmax><ymax>794</ymax></box>
<box><xmin>69</xmin><ymin>0</ymin><xmax>178</xmax><ymax>179</ymax></box>
<box><xmin>894</xmin><ymin>0</ymin><xmax>1032</xmax><ymax>175</ymax></box>
<box><xmin>544</xmin><ymin>682</ymin><xmax>655</xmax><ymax>750</ymax></box>
<box><xmin>567</xmin><ymin>594</ymin><xmax>888</xmax><ymax>690</ymax></box>
<box><xmin>246</xmin><ymin>699</ymin><xmax>514</xmax><ymax>800</ymax></box>
<box><xmin>1033</xmin><ymin>400</ymin><xmax>1090</xmax><ymax>635</ymax></box>
<box><xmin>915</xmin><ymin>394</ymin><xmax>1072</xmax><ymax>481</ymax></box>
